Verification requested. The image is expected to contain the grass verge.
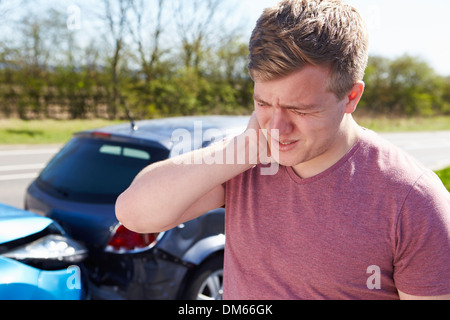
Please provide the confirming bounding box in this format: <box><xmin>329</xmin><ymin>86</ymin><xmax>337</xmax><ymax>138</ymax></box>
<box><xmin>435</xmin><ymin>167</ymin><xmax>450</xmax><ymax>192</ymax></box>
<box><xmin>0</xmin><ymin>119</ymin><xmax>124</xmax><ymax>144</ymax></box>
<box><xmin>354</xmin><ymin>115</ymin><xmax>450</xmax><ymax>132</ymax></box>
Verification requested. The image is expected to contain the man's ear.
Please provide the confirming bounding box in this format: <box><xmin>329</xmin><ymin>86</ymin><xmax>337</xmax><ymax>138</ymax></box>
<box><xmin>345</xmin><ymin>81</ymin><xmax>365</xmax><ymax>114</ymax></box>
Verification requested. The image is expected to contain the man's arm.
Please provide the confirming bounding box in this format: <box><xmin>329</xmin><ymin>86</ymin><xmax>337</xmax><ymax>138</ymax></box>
<box><xmin>115</xmin><ymin>114</ymin><xmax>264</xmax><ymax>234</ymax></box>
<box><xmin>398</xmin><ymin>290</ymin><xmax>450</xmax><ymax>300</ymax></box>
<box><xmin>394</xmin><ymin>171</ymin><xmax>450</xmax><ymax>300</ymax></box>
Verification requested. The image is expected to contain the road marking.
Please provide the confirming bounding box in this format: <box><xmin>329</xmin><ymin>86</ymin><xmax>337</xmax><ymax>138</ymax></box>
<box><xmin>0</xmin><ymin>164</ymin><xmax>46</xmax><ymax>172</ymax></box>
<box><xmin>0</xmin><ymin>148</ymin><xmax>59</xmax><ymax>156</ymax></box>
<box><xmin>0</xmin><ymin>173</ymin><xmax>39</xmax><ymax>181</ymax></box>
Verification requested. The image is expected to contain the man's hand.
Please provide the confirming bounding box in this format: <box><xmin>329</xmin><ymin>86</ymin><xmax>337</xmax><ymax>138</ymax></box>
<box><xmin>245</xmin><ymin>112</ymin><xmax>278</xmax><ymax>166</ymax></box>
<box><xmin>242</xmin><ymin>113</ymin><xmax>279</xmax><ymax>177</ymax></box>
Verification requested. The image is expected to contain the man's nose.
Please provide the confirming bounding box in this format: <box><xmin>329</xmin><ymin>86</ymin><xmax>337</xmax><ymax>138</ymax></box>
<box><xmin>269</xmin><ymin>107</ymin><xmax>293</xmax><ymax>136</ymax></box>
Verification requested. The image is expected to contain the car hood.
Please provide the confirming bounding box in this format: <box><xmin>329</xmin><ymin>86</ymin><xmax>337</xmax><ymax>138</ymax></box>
<box><xmin>0</xmin><ymin>203</ymin><xmax>53</xmax><ymax>244</ymax></box>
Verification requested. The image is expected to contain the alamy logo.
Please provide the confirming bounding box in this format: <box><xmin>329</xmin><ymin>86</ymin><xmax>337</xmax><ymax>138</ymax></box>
<box><xmin>170</xmin><ymin>121</ymin><xmax>280</xmax><ymax>176</ymax></box>
<box><xmin>67</xmin><ymin>5</ymin><xmax>81</xmax><ymax>31</ymax></box>
<box><xmin>66</xmin><ymin>265</ymin><xmax>82</xmax><ymax>290</ymax></box>
<box><xmin>366</xmin><ymin>265</ymin><xmax>381</xmax><ymax>290</ymax></box>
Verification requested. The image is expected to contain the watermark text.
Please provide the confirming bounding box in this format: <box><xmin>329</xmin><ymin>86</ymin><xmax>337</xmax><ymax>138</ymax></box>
<box><xmin>170</xmin><ymin>122</ymin><xmax>279</xmax><ymax>176</ymax></box>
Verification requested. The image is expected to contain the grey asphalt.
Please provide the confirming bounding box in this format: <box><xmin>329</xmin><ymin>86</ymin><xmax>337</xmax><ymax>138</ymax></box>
<box><xmin>379</xmin><ymin>131</ymin><xmax>450</xmax><ymax>171</ymax></box>
<box><xmin>0</xmin><ymin>145</ymin><xmax>61</xmax><ymax>209</ymax></box>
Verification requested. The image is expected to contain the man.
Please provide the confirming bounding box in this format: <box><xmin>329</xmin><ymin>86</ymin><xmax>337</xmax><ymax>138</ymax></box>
<box><xmin>116</xmin><ymin>0</ymin><xmax>450</xmax><ymax>300</ymax></box>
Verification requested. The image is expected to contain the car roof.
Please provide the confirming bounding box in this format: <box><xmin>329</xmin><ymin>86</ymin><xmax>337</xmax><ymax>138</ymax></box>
<box><xmin>79</xmin><ymin>115</ymin><xmax>250</xmax><ymax>150</ymax></box>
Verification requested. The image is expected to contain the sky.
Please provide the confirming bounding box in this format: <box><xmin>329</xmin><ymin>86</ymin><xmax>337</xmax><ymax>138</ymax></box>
<box><xmin>3</xmin><ymin>0</ymin><xmax>450</xmax><ymax>76</ymax></box>
<box><xmin>241</xmin><ymin>0</ymin><xmax>450</xmax><ymax>76</ymax></box>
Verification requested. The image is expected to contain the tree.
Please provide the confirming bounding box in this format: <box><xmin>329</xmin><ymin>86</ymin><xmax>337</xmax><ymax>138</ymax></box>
<box><xmin>101</xmin><ymin>0</ymin><xmax>133</xmax><ymax>119</ymax></box>
<box><xmin>173</xmin><ymin>0</ymin><xmax>226</xmax><ymax>74</ymax></box>
<box><xmin>128</xmin><ymin>0</ymin><xmax>166</xmax><ymax>86</ymax></box>
<box><xmin>389</xmin><ymin>55</ymin><xmax>442</xmax><ymax>116</ymax></box>
<box><xmin>361</xmin><ymin>56</ymin><xmax>392</xmax><ymax>114</ymax></box>
<box><xmin>362</xmin><ymin>55</ymin><xmax>448</xmax><ymax>116</ymax></box>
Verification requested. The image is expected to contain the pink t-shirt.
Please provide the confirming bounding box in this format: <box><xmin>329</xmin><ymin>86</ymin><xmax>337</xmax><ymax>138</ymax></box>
<box><xmin>223</xmin><ymin>128</ymin><xmax>450</xmax><ymax>300</ymax></box>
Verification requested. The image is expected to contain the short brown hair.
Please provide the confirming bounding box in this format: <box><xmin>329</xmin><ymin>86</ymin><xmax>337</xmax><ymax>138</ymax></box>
<box><xmin>248</xmin><ymin>0</ymin><xmax>369</xmax><ymax>99</ymax></box>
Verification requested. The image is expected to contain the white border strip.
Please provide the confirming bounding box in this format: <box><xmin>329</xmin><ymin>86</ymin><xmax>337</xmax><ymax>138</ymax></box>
<box><xmin>0</xmin><ymin>173</ymin><xmax>39</xmax><ymax>181</ymax></box>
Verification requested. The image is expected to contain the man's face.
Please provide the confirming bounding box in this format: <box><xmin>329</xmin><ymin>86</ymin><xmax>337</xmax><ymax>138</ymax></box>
<box><xmin>253</xmin><ymin>65</ymin><xmax>351</xmax><ymax>174</ymax></box>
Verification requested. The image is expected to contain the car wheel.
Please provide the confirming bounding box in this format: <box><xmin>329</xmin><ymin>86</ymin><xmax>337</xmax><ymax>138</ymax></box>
<box><xmin>182</xmin><ymin>254</ymin><xmax>224</xmax><ymax>300</ymax></box>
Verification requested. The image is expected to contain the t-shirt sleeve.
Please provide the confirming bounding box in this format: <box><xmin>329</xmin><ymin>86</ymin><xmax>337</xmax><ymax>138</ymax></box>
<box><xmin>393</xmin><ymin>171</ymin><xmax>450</xmax><ymax>297</ymax></box>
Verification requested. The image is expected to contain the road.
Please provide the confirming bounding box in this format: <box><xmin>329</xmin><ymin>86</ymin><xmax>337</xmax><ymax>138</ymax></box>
<box><xmin>0</xmin><ymin>145</ymin><xmax>61</xmax><ymax>208</ymax></box>
<box><xmin>380</xmin><ymin>131</ymin><xmax>450</xmax><ymax>171</ymax></box>
<box><xmin>0</xmin><ymin>131</ymin><xmax>449</xmax><ymax>209</ymax></box>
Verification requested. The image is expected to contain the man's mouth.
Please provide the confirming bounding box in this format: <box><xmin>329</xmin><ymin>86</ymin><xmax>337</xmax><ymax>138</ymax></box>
<box><xmin>272</xmin><ymin>139</ymin><xmax>300</xmax><ymax>151</ymax></box>
<box><xmin>279</xmin><ymin>141</ymin><xmax>297</xmax><ymax>146</ymax></box>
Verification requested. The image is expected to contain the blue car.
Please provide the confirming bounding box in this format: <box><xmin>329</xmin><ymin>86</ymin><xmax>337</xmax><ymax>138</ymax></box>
<box><xmin>0</xmin><ymin>203</ymin><xmax>87</xmax><ymax>300</ymax></box>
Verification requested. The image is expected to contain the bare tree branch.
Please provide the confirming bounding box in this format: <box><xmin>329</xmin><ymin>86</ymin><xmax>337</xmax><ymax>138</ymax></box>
<box><xmin>101</xmin><ymin>0</ymin><xmax>133</xmax><ymax>118</ymax></box>
<box><xmin>128</xmin><ymin>0</ymin><xmax>166</xmax><ymax>84</ymax></box>
<box><xmin>173</xmin><ymin>0</ymin><xmax>226</xmax><ymax>72</ymax></box>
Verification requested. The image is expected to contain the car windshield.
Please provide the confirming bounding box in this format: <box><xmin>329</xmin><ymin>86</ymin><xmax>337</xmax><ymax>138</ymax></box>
<box><xmin>37</xmin><ymin>136</ymin><xmax>169</xmax><ymax>203</ymax></box>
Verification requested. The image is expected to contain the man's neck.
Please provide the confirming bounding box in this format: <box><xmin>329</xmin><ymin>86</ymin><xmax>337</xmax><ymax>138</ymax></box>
<box><xmin>291</xmin><ymin>116</ymin><xmax>361</xmax><ymax>179</ymax></box>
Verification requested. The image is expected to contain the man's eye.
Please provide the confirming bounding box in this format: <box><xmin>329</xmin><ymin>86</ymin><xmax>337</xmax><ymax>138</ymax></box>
<box><xmin>289</xmin><ymin>109</ymin><xmax>307</xmax><ymax>116</ymax></box>
<box><xmin>257</xmin><ymin>102</ymin><xmax>269</xmax><ymax>108</ymax></box>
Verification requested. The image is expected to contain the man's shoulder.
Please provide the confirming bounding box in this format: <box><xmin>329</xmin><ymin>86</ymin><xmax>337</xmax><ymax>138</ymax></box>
<box><xmin>357</xmin><ymin>128</ymin><xmax>431</xmax><ymax>186</ymax></box>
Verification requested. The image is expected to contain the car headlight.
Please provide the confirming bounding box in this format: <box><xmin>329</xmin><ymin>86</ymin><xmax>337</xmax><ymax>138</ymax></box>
<box><xmin>2</xmin><ymin>234</ymin><xmax>87</xmax><ymax>270</ymax></box>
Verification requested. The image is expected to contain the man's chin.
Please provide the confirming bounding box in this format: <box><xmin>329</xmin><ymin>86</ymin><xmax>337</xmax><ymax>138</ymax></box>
<box><xmin>275</xmin><ymin>157</ymin><xmax>302</xmax><ymax>168</ymax></box>
<box><xmin>275</xmin><ymin>152</ymin><xmax>314</xmax><ymax>168</ymax></box>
